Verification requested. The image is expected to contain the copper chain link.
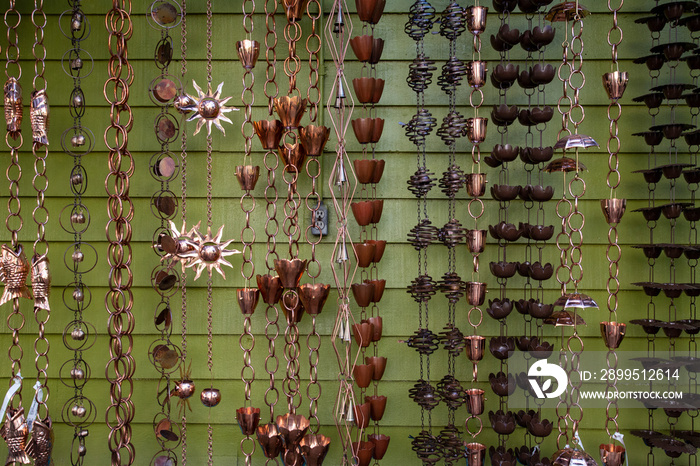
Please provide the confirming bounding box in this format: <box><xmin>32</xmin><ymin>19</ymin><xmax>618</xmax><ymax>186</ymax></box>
<box><xmin>179</xmin><ymin>0</ymin><xmax>188</xmax><ymax>463</ymax></box>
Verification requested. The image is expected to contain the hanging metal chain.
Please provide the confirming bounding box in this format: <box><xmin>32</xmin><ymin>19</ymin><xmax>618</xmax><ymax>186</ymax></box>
<box><xmin>104</xmin><ymin>1</ymin><xmax>135</xmax><ymax>464</ymax></box>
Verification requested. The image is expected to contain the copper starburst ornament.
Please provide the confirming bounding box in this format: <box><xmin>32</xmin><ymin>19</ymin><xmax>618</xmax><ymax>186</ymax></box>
<box><xmin>181</xmin><ymin>80</ymin><xmax>237</xmax><ymax>136</ymax></box>
<box><xmin>166</xmin><ymin>221</ymin><xmax>239</xmax><ymax>280</ymax></box>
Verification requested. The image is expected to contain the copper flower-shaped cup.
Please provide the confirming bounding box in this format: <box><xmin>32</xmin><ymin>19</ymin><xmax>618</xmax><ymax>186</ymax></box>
<box><xmin>276</xmin><ymin>412</ymin><xmax>310</xmax><ymax>448</ymax></box>
<box><xmin>283</xmin><ymin>0</ymin><xmax>310</xmax><ymax>22</ymax></box>
<box><xmin>353</xmin><ymin>159</ymin><xmax>377</xmax><ymax>185</ymax></box>
<box><xmin>274</xmin><ymin>95</ymin><xmax>307</xmax><ymax>129</ymax></box>
<box><xmin>253</xmin><ymin>119</ymin><xmax>283</xmax><ymax>150</ymax></box>
<box><xmin>350</xmin><ymin>35</ymin><xmax>374</xmax><ymax>62</ymax></box>
<box><xmin>352</xmin><ymin>117</ymin><xmax>375</xmax><ymax>144</ymax></box>
<box><xmin>352</xmin><ymin>441</ymin><xmax>375</xmax><ymax>466</ymax></box>
<box><xmin>601</xmin><ymin>198</ymin><xmax>627</xmax><ymax>225</ymax></box>
<box><xmin>236</xmin><ymin>40</ymin><xmax>260</xmax><ymax>70</ymax></box>
<box><xmin>351</xmin><ymin>200</ymin><xmax>374</xmax><ymax>226</ymax></box>
<box><xmin>366</xmin><ymin>395</ymin><xmax>387</xmax><ymax>421</ymax></box>
<box><xmin>356</xmin><ymin>0</ymin><xmax>386</xmax><ymax>24</ymax></box>
<box><xmin>487</xmin><ymin>298</ymin><xmax>513</xmax><ymax>320</ymax></box>
<box><xmin>466</xmin><ymin>442</ymin><xmax>486</xmax><ymax>466</ymax></box>
<box><xmin>366</xmin><ymin>356</ymin><xmax>387</xmax><ymax>380</ymax></box>
<box><xmin>352</xmin><ymin>282</ymin><xmax>375</xmax><ymax>309</ymax></box>
<box><xmin>490</xmin><ymin>336</ymin><xmax>515</xmax><ymax>360</ymax></box>
<box><xmin>367</xmin><ymin>239</ymin><xmax>386</xmax><ymax>263</ymax></box>
<box><xmin>368</xmin><ymin>433</ymin><xmax>390</xmax><ymax>460</ymax></box>
<box><xmin>353</xmin><ymin>401</ymin><xmax>372</xmax><ymax>428</ymax></box>
<box><xmin>279</xmin><ymin>142</ymin><xmax>306</xmax><ymax>174</ymax></box>
<box><xmin>236</xmin><ymin>406</ymin><xmax>261</xmax><ymax>436</ymax></box>
<box><xmin>298</xmin><ymin>282</ymin><xmax>330</xmax><ymax>316</ymax></box>
<box><xmin>274</xmin><ymin>258</ymin><xmax>307</xmax><ymax>289</ymax></box>
<box><xmin>489</xmin><ymin>410</ymin><xmax>516</xmax><ymax>435</ymax></box>
<box><xmin>352</xmin><ymin>321</ymin><xmax>373</xmax><ymax>348</ymax></box>
<box><xmin>353</xmin><ymin>241</ymin><xmax>376</xmax><ymax>267</ymax></box>
<box><xmin>256</xmin><ymin>274</ymin><xmax>284</xmax><ymax>305</ymax></box>
<box><xmin>353</xmin><ymin>77</ymin><xmax>385</xmax><ymax>104</ymax></box>
<box><xmin>489</xmin><ymin>371</ymin><xmax>515</xmax><ymax>397</ymax></box>
<box><xmin>600</xmin><ymin>321</ymin><xmax>626</xmax><ymax>349</ymax></box>
<box><xmin>235</xmin><ymin>165</ymin><xmax>260</xmax><ymax>192</ymax></box>
<box><xmin>599</xmin><ymin>444</ymin><xmax>625</xmax><ymax>466</ymax></box>
<box><xmin>257</xmin><ymin>423</ymin><xmax>284</xmax><ymax>458</ymax></box>
<box><xmin>602</xmin><ymin>70</ymin><xmax>628</xmax><ymax>100</ymax></box>
<box><xmin>365</xmin><ymin>316</ymin><xmax>383</xmax><ymax>341</ymax></box>
<box><xmin>526</xmin><ymin>415</ymin><xmax>553</xmax><ymax>437</ymax></box>
<box><xmin>299</xmin><ymin>125</ymin><xmax>330</xmax><ymax>157</ymax></box>
<box><xmin>300</xmin><ymin>434</ymin><xmax>331</xmax><ymax>466</ymax></box>
<box><xmin>237</xmin><ymin>288</ymin><xmax>260</xmax><ymax>316</ymax></box>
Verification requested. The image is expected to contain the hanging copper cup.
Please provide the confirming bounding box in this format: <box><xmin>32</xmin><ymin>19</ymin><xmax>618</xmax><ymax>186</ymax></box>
<box><xmin>466</xmin><ymin>281</ymin><xmax>487</xmax><ymax>306</ymax></box>
<box><xmin>466</xmin><ymin>229</ymin><xmax>486</xmax><ymax>254</ymax></box>
<box><xmin>300</xmin><ymin>434</ymin><xmax>331</xmax><ymax>466</ymax></box>
<box><xmin>350</xmin><ymin>35</ymin><xmax>373</xmax><ymax>62</ymax></box>
<box><xmin>601</xmin><ymin>198</ymin><xmax>627</xmax><ymax>225</ymax></box>
<box><xmin>279</xmin><ymin>142</ymin><xmax>306</xmax><ymax>174</ymax></box>
<box><xmin>353</xmin><ymin>159</ymin><xmax>378</xmax><ymax>185</ymax></box>
<box><xmin>298</xmin><ymin>282</ymin><xmax>330</xmax><ymax>316</ymax></box>
<box><xmin>274</xmin><ymin>95</ymin><xmax>307</xmax><ymax>129</ymax></box>
<box><xmin>352</xmin><ymin>441</ymin><xmax>375</xmax><ymax>466</ymax></box>
<box><xmin>372</xmin><ymin>159</ymin><xmax>385</xmax><ymax>183</ymax></box>
<box><xmin>235</xmin><ymin>165</ymin><xmax>260</xmax><ymax>191</ymax></box>
<box><xmin>466</xmin><ymin>442</ymin><xmax>486</xmax><ymax>466</ymax></box>
<box><xmin>366</xmin><ymin>278</ymin><xmax>386</xmax><ymax>302</ymax></box>
<box><xmin>368</xmin><ymin>433</ymin><xmax>390</xmax><ymax>460</ymax></box>
<box><xmin>253</xmin><ymin>119</ymin><xmax>283</xmax><ymax>150</ymax></box>
<box><xmin>366</xmin><ymin>395</ymin><xmax>387</xmax><ymax>421</ymax></box>
<box><xmin>602</xmin><ymin>71</ymin><xmax>629</xmax><ymax>100</ymax></box>
<box><xmin>353</xmin><ymin>364</ymin><xmax>374</xmax><ymax>389</ymax></box>
<box><xmin>369</xmin><ymin>37</ymin><xmax>385</xmax><ymax>64</ymax></box>
<box><xmin>370</xmin><ymin>118</ymin><xmax>385</xmax><ymax>143</ymax></box>
<box><xmin>237</xmin><ymin>288</ymin><xmax>260</xmax><ymax>316</ymax></box>
<box><xmin>599</xmin><ymin>444</ymin><xmax>625</xmax><ymax>466</ymax></box>
<box><xmin>282</xmin><ymin>0</ymin><xmax>310</xmax><ymax>22</ymax></box>
<box><xmin>236</xmin><ymin>406</ymin><xmax>261</xmax><ymax>436</ymax></box>
<box><xmin>353</xmin><ymin>241</ymin><xmax>376</xmax><ymax>268</ymax></box>
<box><xmin>353</xmin><ymin>401</ymin><xmax>372</xmax><ymax>428</ymax></box>
<box><xmin>236</xmin><ymin>40</ymin><xmax>260</xmax><ymax>70</ymax></box>
<box><xmin>466</xmin><ymin>117</ymin><xmax>488</xmax><ymax>144</ymax></box>
<box><xmin>257</xmin><ymin>424</ymin><xmax>284</xmax><ymax>459</ymax></box>
<box><xmin>356</xmin><ymin>0</ymin><xmax>385</xmax><ymax>23</ymax></box>
<box><xmin>366</xmin><ymin>239</ymin><xmax>386</xmax><ymax>263</ymax></box>
<box><xmin>366</xmin><ymin>356</ymin><xmax>387</xmax><ymax>380</ymax></box>
<box><xmin>465</xmin><ymin>6</ymin><xmax>488</xmax><ymax>34</ymax></box>
<box><xmin>465</xmin><ymin>335</ymin><xmax>485</xmax><ymax>362</ymax></box>
<box><xmin>352</xmin><ymin>118</ymin><xmax>375</xmax><ymax>144</ymax></box>
<box><xmin>352</xmin><ymin>321</ymin><xmax>374</xmax><ymax>347</ymax></box>
<box><xmin>256</xmin><ymin>274</ymin><xmax>284</xmax><ymax>305</ymax></box>
<box><xmin>600</xmin><ymin>321</ymin><xmax>626</xmax><ymax>349</ymax></box>
<box><xmin>351</xmin><ymin>200</ymin><xmax>374</xmax><ymax>226</ymax></box>
<box><xmin>467</xmin><ymin>61</ymin><xmax>488</xmax><ymax>88</ymax></box>
<box><xmin>366</xmin><ymin>316</ymin><xmax>383</xmax><ymax>341</ymax></box>
<box><xmin>352</xmin><ymin>282</ymin><xmax>375</xmax><ymax>308</ymax></box>
<box><xmin>465</xmin><ymin>173</ymin><xmax>487</xmax><ymax>197</ymax></box>
<box><xmin>353</xmin><ymin>77</ymin><xmax>374</xmax><ymax>103</ymax></box>
<box><xmin>465</xmin><ymin>388</ymin><xmax>485</xmax><ymax>416</ymax></box>
<box><xmin>276</xmin><ymin>412</ymin><xmax>310</xmax><ymax>448</ymax></box>
<box><xmin>370</xmin><ymin>199</ymin><xmax>384</xmax><ymax>224</ymax></box>
<box><xmin>274</xmin><ymin>258</ymin><xmax>307</xmax><ymax>289</ymax></box>
<box><xmin>281</xmin><ymin>292</ymin><xmax>305</xmax><ymax>324</ymax></box>
<box><xmin>299</xmin><ymin>125</ymin><xmax>330</xmax><ymax>157</ymax></box>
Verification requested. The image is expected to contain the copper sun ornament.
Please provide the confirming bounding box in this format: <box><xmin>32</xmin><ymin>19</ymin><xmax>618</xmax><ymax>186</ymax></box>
<box><xmin>166</xmin><ymin>221</ymin><xmax>240</xmax><ymax>280</ymax></box>
<box><xmin>181</xmin><ymin>80</ymin><xmax>237</xmax><ymax>136</ymax></box>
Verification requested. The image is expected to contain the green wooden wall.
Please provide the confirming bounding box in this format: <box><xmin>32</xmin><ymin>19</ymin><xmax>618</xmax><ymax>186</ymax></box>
<box><xmin>0</xmin><ymin>0</ymin><xmax>695</xmax><ymax>464</ymax></box>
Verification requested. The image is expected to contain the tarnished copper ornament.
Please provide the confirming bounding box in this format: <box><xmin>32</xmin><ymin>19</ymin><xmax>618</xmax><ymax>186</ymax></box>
<box><xmin>253</xmin><ymin>119</ymin><xmax>283</xmax><ymax>150</ymax></box>
<box><xmin>30</xmin><ymin>90</ymin><xmax>50</xmax><ymax>146</ymax></box>
<box><xmin>0</xmin><ymin>244</ymin><xmax>32</xmax><ymax>306</ymax></box>
<box><xmin>4</xmin><ymin>78</ymin><xmax>22</xmax><ymax>139</ymax></box>
<box><xmin>31</xmin><ymin>254</ymin><xmax>50</xmax><ymax>311</ymax></box>
<box><xmin>1</xmin><ymin>407</ymin><xmax>30</xmax><ymax>465</ymax></box>
<box><xmin>25</xmin><ymin>417</ymin><xmax>53</xmax><ymax>466</ymax></box>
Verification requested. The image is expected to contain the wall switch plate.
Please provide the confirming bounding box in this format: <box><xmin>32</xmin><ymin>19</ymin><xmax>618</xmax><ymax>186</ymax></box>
<box><xmin>311</xmin><ymin>201</ymin><xmax>329</xmax><ymax>236</ymax></box>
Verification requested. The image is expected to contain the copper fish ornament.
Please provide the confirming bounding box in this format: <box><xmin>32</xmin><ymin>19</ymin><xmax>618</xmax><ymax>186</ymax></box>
<box><xmin>4</xmin><ymin>78</ymin><xmax>22</xmax><ymax>139</ymax></box>
<box><xmin>30</xmin><ymin>90</ymin><xmax>49</xmax><ymax>146</ymax></box>
<box><xmin>25</xmin><ymin>417</ymin><xmax>53</xmax><ymax>466</ymax></box>
<box><xmin>0</xmin><ymin>407</ymin><xmax>30</xmax><ymax>465</ymax></box>
<box><xmin>0</xmin><ymin>244</ymin><xmax>32</xmax><ymax>306</ymax></box>
<box><xmin>31</xmin><ymin>254</ymin><xmax>50</xmax><ymax>311</ymax></box>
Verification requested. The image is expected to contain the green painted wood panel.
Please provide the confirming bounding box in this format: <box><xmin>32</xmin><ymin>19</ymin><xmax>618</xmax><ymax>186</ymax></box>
<box><xmin>0</xmin><ymin>0</ymin><xmax>694</xmax><ymax>464</ymax></box>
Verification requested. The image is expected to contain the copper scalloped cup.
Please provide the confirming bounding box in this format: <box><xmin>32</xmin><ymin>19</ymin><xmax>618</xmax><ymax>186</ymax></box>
<box><xmin>236</xmin><ymin>406</ymin><xmax>261</xmax><ymax>435</ymax></box>
<box><xmin>274</xmin><ymin>258</ymin><xmax>307</xmax><ymax>289</ymax></box>
<box><xmin>253</xmin><ymin>119</ymin><xmax>283</xmax><ymax>150</ymax></box>
<box><xmin>352</xmin><ymin>441</ymin><xmax>375</xmax><ymax>466</ymax></box>
<box><xmin>352</xmin><ymin>321</ymin><xmax>373</xmax><ymax>347</ymax></box>
<box><xmin>352</xmin><ymin>400</ymin><xmax>372</xmax><ymax>429</ymax></box>
<box><xmin>368</xmin><ymin>37</ymin><xmax>385</xmax><ymax>64</ymax></box>
<box><xmin>372</xmin><ymin>159</ymin><xmax>385</xmax><ymax>183</ymax></box>
<box><xmin>279</xmin><ymin>142</ymin><xmax>306</xmax><ymax>174</ymax></box>
<box><xmin>366</xmin><ymin>394</ymin><xmax>387</xmax><ymax>421</ymax></box>
<box><xmin>236</xmin><ymin>165</ymin><xmax>260</xmax><ymax>191</ymax></box>
<box><xmin>256</xmin><ymin>423</ymin><xmax>284</xmax><ymax>459</ymax></box>
<box><xmin>366</xmin><ymin>239</ymin><xmax>386</xmax><ymax>263</ymax></box>
<box><xmin>282</xmin><ymin>0</ymin><xmax>310</xmax><ymax>22</ymax></box>
<box><xmin>352</xmin><ymin>282</ymin><xmax>375</xmax><ymax>308</ymax></box>
<box><xmin>370</xmin><ymin>118</ymin><xmax>385</xmax><ymax>143</ymax></box>
<box><xmin>237</xmin><ymin>288</ymin><xmax>260</xmax><ymax>316</ymax></box>
<box><xmin>354</xmin><ymin>159</ymin><xmax>377</xmax><ymax>184</ymax></box>
<box><xmin>352</xmin><ymin>117</ymin><xmax>375</xmax><ymax>144</ymax></box>
<box><xmin>276</xmin><ymin>412</ymin><xmax>310</xmax><ymax>448</ymax></box>
<box><xmin>365</xmin><ymin>278</ymin><xmax>386</xmax><ymax>302</ymax></box>
<box><xmin>256</xmin><ymin>274</ymin><xmax>284</xmax><ymax>305</ymax></box>
<box><xmin>366</xmin><ymin>356</ymin><xmax>387</xmax><ymax>380</ymax></box>
<box><xmin>298</xmin><ymin>282</ymin><xmax>330</xmax><ymax>316</ymax></box>
<box><xmin>350</xmin><ymin>35</ymin><xmax>373</xmax><ymax>62</ymax></box>
<box><xmin>601</xmin><ymin>321</ymin><xmax>626</xmax><ymax>349</ymax></box>
<box><xmin>365</xmin><ymin>316</ymin><xmax>383</xmax><ymax>341</ymax></box>
<box><xmin>351</xmin><ymin>200</ymin><xmax>374</xmax><ymax>226</ymax></box>
<box><xmin>299</xmin><ymin>125</ymin><xmax>330</xmax><ymax>157</ymax></box>
<box><xmin>274</xmin><ymin>95</ymin><xmax>307</xmax><ymax>129</ymax></box>
<box><xmin>370</xmin><ymin>199</ymin><xmax>384</xmax><ymax>224</ymax></box>
<box><xmin>353</xmin><ymin>241</ymin><xmax>376</xmax><ymax>268</ymax></box>
<box><xmin>356</xmin><ymin>0</ymin><xmax>386</xmax><ymax>23</ymax></box>
<box><xmin>300</xmin><ymin>434</ymin><xmax>331</xmax><ymax>466</ymax></box>
<box><xmin>236</xmin><ymin>39</ymin><xmax>260</xmax><ymax>70</ymax></box>
<box><xmin>368</xmin><ymin>433</ymin><xmax>390</xmax><ymax>460</ymax></box>
<box><xmin>599</xmin><ymin>444</ymin><xmax>625</xmax><ymax>466</ymax></box>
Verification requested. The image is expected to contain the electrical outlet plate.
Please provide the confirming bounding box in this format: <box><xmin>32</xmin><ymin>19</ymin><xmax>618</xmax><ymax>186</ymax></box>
<box><xmin>311</xmin><ymin>201</ymin><xmax>328</xmax><ymax>236</ymax></box>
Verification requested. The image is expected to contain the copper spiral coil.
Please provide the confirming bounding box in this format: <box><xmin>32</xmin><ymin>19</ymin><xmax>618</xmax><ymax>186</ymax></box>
<box><xmin>407</xmin><ymin>57</ymin><xmax>437</xmax><ymax>93</ymax></box>
<box><xmin>438</xmin><ymin>324</ymin><xmax>465</xmax><ymax>355</ymax></box>
<box><xmin>408</xmin><ymin>274</ymin><xmax>437</xmax><ymax>303</ymax></box>
<box><xmin>405</xmin><ymin>329</ymin><xmax>441</xmax><ymax>355</ymax></box>
<box><xmin>405</xmin><ymin>108</ymin><xmax>438</xmax><ymax>145</ymax></box>
<box><xmin>408</xmin><ymin>167</ymin><xmax>437</xmax><ymax>198</ymax></box>
<box><xmin>405</xmin><ymin>0</ymin><xmax>437</xmax><ymax>41</ymax></box>
<box><xmin>437</xmin><ymin>110</ymin><xmax>468</xmax><ymax>145</ymax></box>
<box><xmin>411</xmin><ymin>430</ymin><xmax>443</xmax><ymax>464</ymax></box>
<box><xmin>438</xmin><ymin>271</ymin><xmax>465</xmax><ymax>302</ymax></box>
<box><xmin>409</xmin><ymin>379</ymin><xmax>441</xmax><ymax>409</ymax></box>
<box><xmin>439</xmin><ymin>57</ymin><xmax>468</xmax><ymax>91</ymax></box>
<box><xmin>436</xmin><ymin>375</ymin><xmax>465</xmax><ymax>410</ymax></box>
<box><xmin>437</xmin><ymin>424</ymin><xmax>464</xmax><ymax>465</ymax></box>
<box><xmin>439</xmin><ymin>1</ymin><xmax>465</xmax><ymax>40</ymax></box>
<box><xmin>408</xmin><ymin>219</ymin><xmax>439</xmax><ymax>250</ymax></box>
<box><xmin>438</xmin><ymin>165</ymin><xmax>465</xmax><ymax>198</ymax></box>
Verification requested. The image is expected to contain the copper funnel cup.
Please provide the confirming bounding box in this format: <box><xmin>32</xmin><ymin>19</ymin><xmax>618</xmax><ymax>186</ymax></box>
<box><xmin>366</xmin><ymin>395</ymin><xmax>387</xmax><ymax>421</ymax></box>
<box><xmin>236</xmin><ymin>40</ymin><xmax>260</xmax><ymax>70</ymax></box>
<box><xmin>256</xmin><ymin>423</ymin><xmax>284</xmax><ymax>459</ymax></box>
<box><xmin>281</xmin><ymin>292</ymin><xmax>305</xmax><ymax>324</ymax></box>
<box><xmin>298</xmin><ymin>282</ymin><xmax>330</xmax><ymax>316</ymax></box>
<box><xmin>274</xmin><ymin>95</ymin><xmax>307</xmax><ymax>129</ymax></box>
<box><xmin>353</xmin><ymin>77</ymin><xmax>374</xmax><ymax>103</ymax></box>
<box><xmin>300</xmin><ymin>434</ymin><xmax>331</xmax><ymax>466</ymax></box>
<box><xmin>351</xmin><ymin>200</ymin><xmax>374</xmax><ymax>226</ymax></box>
<box><xmin>466</xmin><ymin>442</ymin><xmax>486</xmax><ymax>466</ymax></box>
<box><xmin>354</xmin><ymin>364</ymin><xmax>374</xmax><ymax>389</ymax></box>
<box><xmin>465</xmin><ymin>388</ymin><xmax>485</xmax><ymax>415</ymax></box>
<box><xmin>237</xmin><ymin>288</ymin><xmax>260</xmax><ymax>316</ymax></box>
<box><xmin>466</xmin><ymin>117</ymin><xmax>488</xmax><ymax>144</ymax></box>
<box><xmin>467</xmin><ymin>60</ymin><xmax>488</xmax><ymax>88</ymax></box>
<box><xmin>600</xmin><ymin>444</ymin><xmax>625</xmax><ymax>466</ymax></box>
<box><xmin>366</xmin><ymin>316</ymin><xmax>383</xmax><ymax>341</ymax></box>
<box><xmin>353</xmin><ymin>400</ymin><xmax>372</xmax><ymax>428</ymax></box>
<box><xmin>352</xmin><ymin>117</ymin><xmax>375</xmax><ymax>144</ymax></box>
<box><xmin>256</xmin><ymin>274</ymin><xmax>284</xmax><ymax>305</ymax></box>
<box><xmin>601</xmin><ymin>198</ymin><xmax>627</xmax><ymax>224</ymax></box>
<box><xmin>274</xmin><ymin>259</ymin><xmax>307</xmax><ymax>289</ymax></box>
<box><xmin>352</xmin><ymin>282</ymin><xmax>375</xmax><ymax>308</ymax></box>
<box><xmin>465</xmin><ymin>335</ymin><xmax>485</xmax><ymax>362</ymax></box>
<box><xmin>299</xmin><ymin>124</ymin><xmax>330</xmax><ymax>157</ymax></box>
<box><xmin>372</xmin><ymin>159</ymin><xmax>385</xmax><ymax>183</ymax></box>
<box><xmin>367</xmin><ymin>239</ymin><xmax>386</xmax><ymax>262</ymax></box>
<box><xmin>235</xmin><ymin>165</ymin><xmax>260</xmax><ymax>191</ymax></box>
<box><xmin>353</xmin><ymin>159</ymin><xmax>377</xmax><ymax>185</ymax></box>
<box><xmin>602</xmin><ymin>71</ymin><xmax>629</xmax><ymax>100</ymax></box>
<box><xmin>253</xmin><ymin>119</ymin><xmax>283</xmax><ymax>150</ymax></box>
<box><xmin>276</xmin><ymin>412</ymin><xmax>310</xmax><ymax>447</ymax></box>
<box><xmin>279</xmin><ymin>142</ymin><xmax>306</xmax><ymax>174</ymax></box>
<box><xmin>466</xmin><ymin>6</ymin><xmax>488</xmax><ymax>34</ymax></box>
<box><xmin>366</xmin><ymin>279</ymin><xmax>386</xmax><ymax>302</ymax></box>
<box><xmin>600</xmin><ymin>321</ymin><xmax>626</xmax><ymax>349</ymax></box>
<box><xmin>368</xmin><ymin>434</ymin><xmax>390</xmax><ymax>460</ymax></box>
<box><xmin>370</xmin><ymin>118</ymin><xmax>385</xmax><ymax>143</ymax></box>
<box><xmin>236</xmin><ymin>406</ymin><xmax>261</xmax><ymax>435</ymax></box>
<box><xmin>466</xmin><ymin>281</ymin><xmax>487</xmax><ymax>306</ymax></box>
<box><xmin>350</xmin><ymin>35</ymin><xmax>373</xmax><ymax>62</ymax></box>
<box><xmin>466</xmin><ymin>229</ymin><xmax>486</xmax><ymax>253</ymax></box>
<box><xmin>366</xmin><ymin>356</ymin><xmax>387</xmax><ymax>380</ymax></box>
<box><xmin>370</xmin><ymin>199</ymin><xmax>384</xmax><ymax>224</ymax></box>
<box><xmin>353</xmin><ymin>241</ymin><xmax>376</xmax><ymax>268</ymax></box>
<box><xmin>352</xmin><ymin>321</ymin><xmax>373</xmax><ymax>347</ymax></box>
<box><xmin>466</xmin><ymin>173</ymin><xmax>487</xmax><ymax>197</ymax></box>
<box><xmin>283</xmin><ymin>0</ymin><xmax>310</xmax><ymax>22</ymax></box>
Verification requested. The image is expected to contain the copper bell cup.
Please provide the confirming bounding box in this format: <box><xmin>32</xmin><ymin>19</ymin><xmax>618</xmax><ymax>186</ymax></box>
<box><xmin>366</xmin><ymin>356</ymin><xmax>387</xmax><ymax>380</ymax></box>
<box><xmin>236</xmin><ymin>39</ymin><xmax>260</xmax><ymax>70</ymax></box>
<box><xmin>368</xmin><ymin>433</ymin><xmax>390</xmax><ymax>460</ymax></box>
<box><xmin>273</xmin><ymin>258</ymin><xmax>307</xmax><ymax>289</ymax></box>
<box><xmin>200</xmin><ymin>387</ymin><xmax>221</xmax><ymax>407</ymax></box>
<box><xmin>466</xmin><ymin>229</ymin><xmax>487</xmax><ymax>254</ymax></box>
<box><xmin>465</xmin><ymin>388</ymin><xmax>485</xmax><ymax>416</ymax></box>
<box><xmin>236</xmin><ymin>406</ymin><xmax>261</xmax><ymax>436</ymax></box>
<box><xmin>465</xmin><ymin>6</ymin><xmax>488</xmax><ymax>35</ymax></box>
<box><xmin>466</xmin><ymin>281</ymin><xmax>487</xmax><ymax>306</ymax></box>
<box><xmin>299</xmin><ymin>125</ymin><xmax>330</xmax><ymax>157</ymax></box>
<box><xmin>467</xmin><ymin>60</ymin><xmax>488</xmax><ymax>88</ymax></box>
<box><xmin>466</xmin><ymin>442</ymin><xmax>486</xmax><ymax>466</ymax></box>
<box><xmin>279</xmin><ymin>142</ymin><xmax>307</xmax><ymax>174</ymax></box>
<box><xmin>257</xmin><ymin>423</ymin><xmax>284</xmax><ymax>459</ymax></box>
<box><xmin>253</xmin><ymin>119</ymin><xmax>283</xmax><ymax>150</ymax></box>
<box><xmin>600</xmin><ymin>321</ymin><xmax>626</xmax><ymax>349</ymax></box>
<box><xmin>367</xmin><ymin>239</ymin><xmax>387</xmax><ymax>263</ymax></box>
<box><xmin>300</xmin><ymin>434</ymin><xmax>331</xmax><ymax>466</ymax></box>
<box><xmin>351</xmin><ymin>200</ymin><xmax>374</xmax><ymax>226</ymax></box>
<box><xmin>276</xmin><ymin>412</ymin><xmax>310</xmax><ymax>447</ymax></box>
<box><xmin>353</xmin><ymin>77</ymin><xmax>385</xmax><ymax>104</ymax></box>
<box><xmin>465</xmin><ymin>335</ymin><xmax>486</xmax><ymax>362</ymax></box>
<box><xmin>599</xmin><ymin>444</ymin><xmax>625</xmax><ymax>466</ymax></box>
<box><xmin>236</xmin><ymin>288</ymin><xmax>260</xmax><ymax>316</ymax></box>
<box><xmin>601</xmin><ymin>198</ymin><xmax>627</xmax><ymax>225</ymax></box>
<box><xmin>602</xmin><ymin>70</ymin><xmax>629</xmax><ymax>100</ymax></box>
<box><xmin>466</xmin><ymin>173</ymin><xmax>487</xmax><ymax>197</ymax></box>
<box><xmin>274</xmin><ymin>95</ymin><xmax>307</xmax><ymax>129</ymax></box>
<box><xmin>256</xmin><ymin>273</ymin><xmax>284</xmax><ymax>305</ymax></box>
<box><xmin>353</xmin><ymin>400</ymin><xmax>372</xmax><ymax>428</ymax></box>
<box><xmin>298</xmin><ymin>282</ymin><xmax>330</xmax><ymax>316</ymax></box>
<box><xmin>370</xmin><ymin>118</ymin><xmax>385</xmax><ymax>143</ymax></box>
<box><xmin>235</xmin><ymin>165</ymin><xmax>260</xmax><ymax>191</ymax></box>
<box><xmin>371</xmin><ymin>199</ymin><xmax>384</xmax><ymax>224</ymax></box>
<box><xmin>466</xmin><ymin>117</ymin><xmax>488</xmax><ymax>144</ymax></box>
<box><xmin>352</xmin><ymin>440</ymin><xmax>375</xmax><ymax>466</ymax></box>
